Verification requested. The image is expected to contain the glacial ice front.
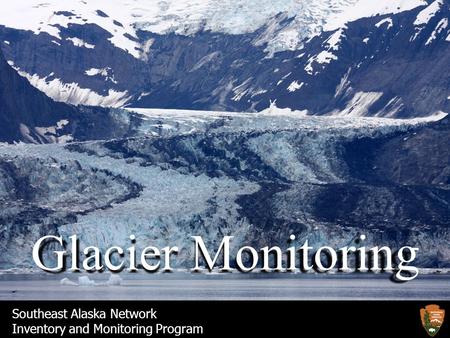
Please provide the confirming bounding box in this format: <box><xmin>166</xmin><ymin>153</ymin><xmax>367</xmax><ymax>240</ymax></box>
<box><xmin>0</xmin><ymin>109</ymin><xmax>449</xmax><ymax>271</ymax></box>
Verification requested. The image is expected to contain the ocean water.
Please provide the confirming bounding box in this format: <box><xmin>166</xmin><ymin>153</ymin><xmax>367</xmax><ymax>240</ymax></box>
<box><xmin>0</xmin><ymin>273</ymin><xmax>448</xmax><ymax>300</ymax></box>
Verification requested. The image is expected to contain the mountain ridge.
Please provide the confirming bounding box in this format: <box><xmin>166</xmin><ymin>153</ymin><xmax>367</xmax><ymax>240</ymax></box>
<box><xmin>0</xmin><ymin>0</ymin><xmax>448</xmax><ymax>118</ymax></box>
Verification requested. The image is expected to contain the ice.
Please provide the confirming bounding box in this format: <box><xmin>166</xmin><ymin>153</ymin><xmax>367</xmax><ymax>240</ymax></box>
<box><xmin>0</xmin><ymin>0</ymin><xmax>427</xmax><ymax>58</ymax></box>
<box><xmin>60</xmin><ymin>277</ymin><xmax>78</xmax><ymax>286</ymax></box>
<box><xmin>0</xmin><ymin>108</ymin><xmax>446</xmax><ymax>270</ymax></box>
<box><xmin>106</xmin><ymin>275</ymin><xmax>123</xmax><ymax>286</ymax></box>
<box><xmin>257</xmin><ymin>100</ymin><xmax>307</xmax><ymax>116</ymax></box>
<box><xmin>78</xmin><ymin>276</ymin><xmax>96</xmax><ymax>287</ymax></box>
<box><xmin>326</xmin><ymin>0</ymin><xmax>427</xmax><ymax>31</ymax></box>
<box><xmin>60</xmin><ymin>275</ymin><xmax>122</xmax><ymax>286</ymax></box>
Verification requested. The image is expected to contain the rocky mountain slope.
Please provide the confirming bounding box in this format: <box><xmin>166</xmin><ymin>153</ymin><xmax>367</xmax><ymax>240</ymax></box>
<box><xmin>0</xmin><ymin>49</ymin><xmax>76</xmax><ymax>143</ymax></box>
<box><xmin>0</xmin><ymin>0</ymin><xmax>448</xmax><ymax>117</ymax></box>
<box><xmin>0</xmin><ymin>49</ymin><xmax>149</xmax><ymax>144</ymax></box>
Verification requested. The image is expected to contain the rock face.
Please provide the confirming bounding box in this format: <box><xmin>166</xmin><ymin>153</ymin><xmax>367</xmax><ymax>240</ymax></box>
<box><xmin>0</xmin><ymin>49</ymin><xmax>146</xmax><ymax>144</ymax></box>
<box><xmin>0</xmin><ymin>49</ymin><xmax>76</xmax><ymax>143</ymax></box>
<box><xmin>0</xmin><ymin>112</ymin><xmax>448</xmax><ymax>269</ymax></box>
<box><xmin>0</xmin><ymin>0</ymin><xmax>448</xmax><ymax>117</ymax></box>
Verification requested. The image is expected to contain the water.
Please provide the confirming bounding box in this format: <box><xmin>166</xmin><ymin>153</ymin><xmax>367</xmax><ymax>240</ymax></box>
<box><xmin>0</xmin><ymin>273</ymin><xmax>448</xmax><ymax>300</ymax></box>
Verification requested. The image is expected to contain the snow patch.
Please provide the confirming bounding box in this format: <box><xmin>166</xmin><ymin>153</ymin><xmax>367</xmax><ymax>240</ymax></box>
<box><xmin>34</xmin><ymin>119</ymin><xmax>73</xmax><ymax>144</ymax></box>
<box><xmin>325</xmin><ymin>28</ymin><xmax>345</xmax><ymax>50</ymax></box>
<box><xmin>231</xmin><ymin>78</ymin><xmax>253</xmax><ymax>102</ymax></box>
<box><xmin>85</xmin><ymin>67</ymin><xmax>117</xmax><ymax>84</ymax></box>
<box><xmin>287</xmin><ymin>81</ymin><xmax>304</xmax><ymax>92</ymax></box>
<box><xmin>316</xmin><ymin>51</ymin><xmax>338</xmax><ymax>64</ymax></box>
<box><xmin>425</xmin><ymin>18</ymin><xmax>448</xmax><ymax>45</ymax></box>
<box><xmin>19</xmin><ymin>124</ymin><xmax>35</xmax><ymax>143</ymax></box>
<box><xmin>66</xmin><ymin>37</ymin><xmax>95</xmax><ymax>49</ymax></box>
<box><xmin>375</xmin><ymin>96</ymin><xmax>405</xmax><ymax>118</ymax></box>
<box><xmin>333</xmin><ymin>91</ymin><xmax>383</xmax><ymax>117</ymax></box>
<box><xmin>414</xmin><ymin>0</ymin><xmax>442</xmax><ymax>25</ymax></box>
<box><xmin>250</xmin><ymin>88</ymin><xmax>268</xmax><ymax>97</ymax></box>
<box><xmin>189</xmin><ymin>52</ymin><xmax>221</xmax><ymax>72</ymax></box>
<box><xmin>325</xmin><ymin>0</ymin><xmax>427</xmax><ymax>31</ymax></box>
<box><xmin>85</xmin><ymin>68</ymin><xmax>108</xmax><ymax>77</ymax></box>
<box><xmin>16</xmin><ymin>69</ymin><xmax>129</xmax><ymax>107</ymax></box>
<box><xmin>305</xmin><ymin>50</ymin><xmax>338</xmax><ymax>75</ymax></box>
<box><xmin>334</xmin><ymin>68</ymin><xmax>352</xmax><ymax>98</ymax></box>
<box><xmin>375</xmin><ymin>18</ymin><xmax>393</xmax><ymax>29</ymax></box>
<box><xmin>306</xmin><ymin>28</ymin><xmax>344</xmax><ymax>75</ymax></box>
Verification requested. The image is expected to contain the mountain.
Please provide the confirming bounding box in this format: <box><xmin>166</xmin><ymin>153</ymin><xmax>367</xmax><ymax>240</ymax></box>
<box><xmin>0</xmin><ymin>47</ymin><xmax>148</xmax><ymax>144</ymax></box>
<box><xmin>0</xmin><ymin>48</ymin><xmax>77</xmax><ymax>143</ymax></box>
<box><xmin>0</xmin><ymin>0</ymin><xmax>448</xmax><ymax>117</ymax></box>
<box><xmin>0</xmin><ymin>1</ymin><xmax>448</xmax><ymax>272</ymax></box>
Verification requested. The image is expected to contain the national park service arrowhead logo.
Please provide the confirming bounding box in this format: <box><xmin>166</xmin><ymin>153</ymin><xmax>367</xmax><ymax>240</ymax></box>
<box><xmin>420</xmin><ymin>304</ymin><xmax>445</xmax><ymax>336</ymax></box>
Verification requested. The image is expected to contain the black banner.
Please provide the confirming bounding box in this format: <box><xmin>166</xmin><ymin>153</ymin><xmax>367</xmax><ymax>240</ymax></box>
<box><xmin>2</xmin><ymin>301</ymin><xmax>449</xmax><ymax>337</ymax></box>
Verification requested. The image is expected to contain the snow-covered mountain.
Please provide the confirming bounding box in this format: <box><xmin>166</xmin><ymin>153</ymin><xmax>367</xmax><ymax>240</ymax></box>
<box><xmin>1</xmin><ymin>0</ymin><xmax>426</xmax><ymax>57</ymax></box>
<box><xmin>0</xmin><ymin>1</ymin><xmax>449</xmax><ymax>272</ymax></box>
<box><xmin>0</xmin><ymin>0</ymin><xmax>448</xmax><ymax>117</ymax></box>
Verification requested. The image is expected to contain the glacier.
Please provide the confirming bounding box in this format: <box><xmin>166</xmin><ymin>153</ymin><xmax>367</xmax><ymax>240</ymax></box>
<box><xmin>0</xmin><ymin>109</ymin><xmax>448</xmax><ymax>271</ymax></box>
<box><xmin>0</xmin><ymin>1</ymin><xmax>447</xmax><ymax>116</ymax></box>
<box><xmin>0</xmin><ymin>0</ymin><xmax>428</xmax><ymax>58</ymax></box>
